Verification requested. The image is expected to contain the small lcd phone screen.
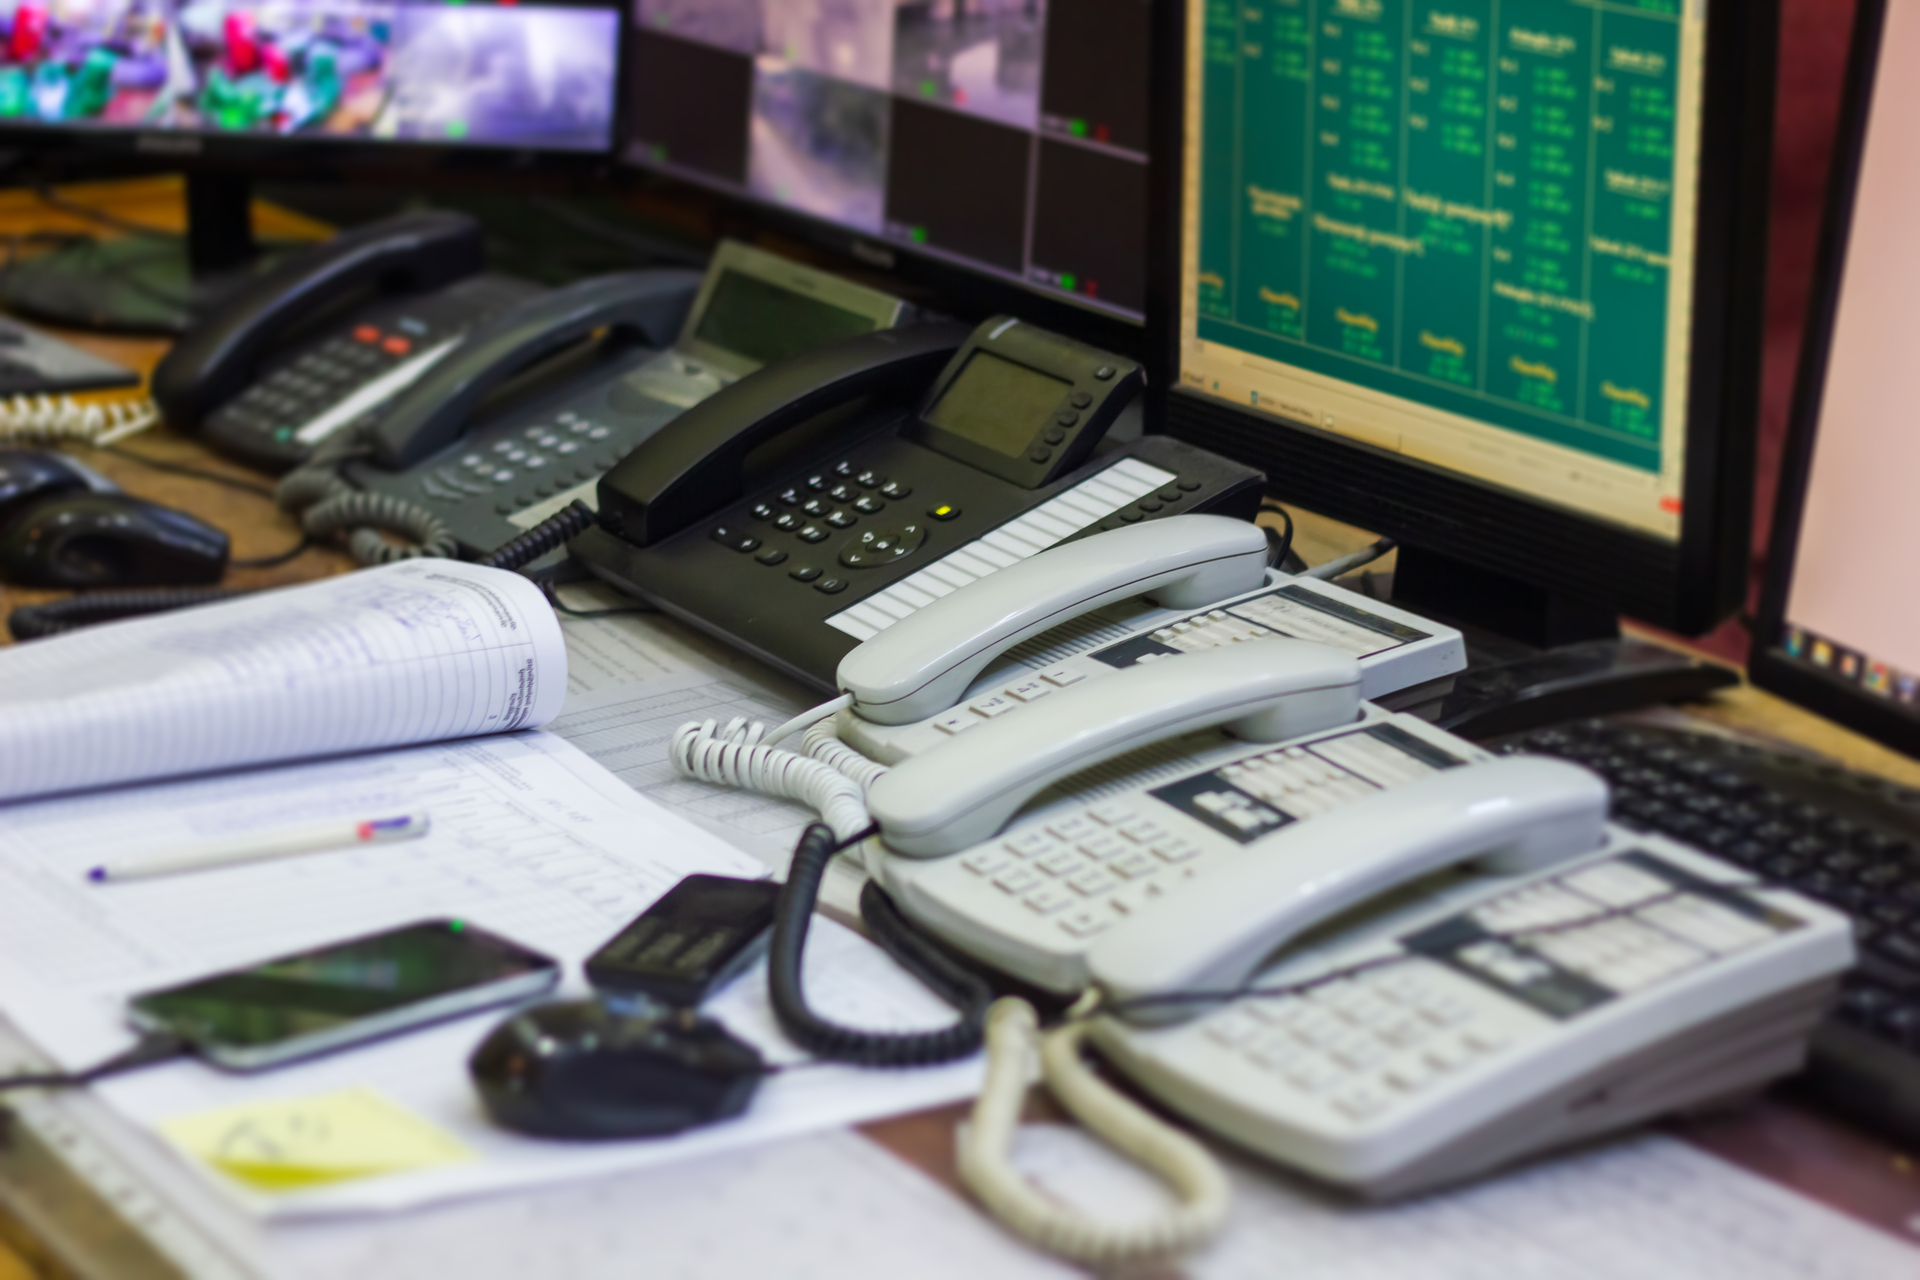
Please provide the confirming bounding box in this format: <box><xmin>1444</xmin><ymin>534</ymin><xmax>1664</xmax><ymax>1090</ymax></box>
<box><xmin>129</xmin><ymin>920</ymin><xmax>558</xmax><ymax>1070</ymax></box>
<box><xmin>694</xmin><ymin>271</ymin><xmax>879</xmax><ymax>365</ymax></box>
<box><xmin>923</xmin><ymin>350</ymin><xmax>1072</xmax><ymax>458</ymax></box>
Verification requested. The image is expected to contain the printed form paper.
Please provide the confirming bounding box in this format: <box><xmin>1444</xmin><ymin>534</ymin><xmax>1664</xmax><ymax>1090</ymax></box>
<box><xmin>0</xmin><ymin>560</ymin><xmax>567</xmax><ymax>803</ymax></box>
<box><xmin>0</xmin><ymin>731</ymin><xmax>981</xmax><ymax>1218</ymax></box>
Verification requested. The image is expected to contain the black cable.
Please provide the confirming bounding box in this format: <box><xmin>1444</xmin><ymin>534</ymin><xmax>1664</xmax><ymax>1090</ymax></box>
<box><xmin>474</xmin><ymin>500</ymin><xmax>597</xmax><ymax>572</ymax></box>
<box><xmin>231</xmin><ymin>535</ymin><xmax>314</xmax><ymax>568</ymax></box>
<box><xmin>8</xmin><ymin>587</ymin><xmax>252</xmax><ymax>640</ymax></box>
<box><xmin>1260</xmin><ymin>502</ymin><xmax>1295</xmax><ymax>570</ymax></box>
<box><xmin>0</xmin><ymin>1030</ymin><xmax>186</xmax><ymax>1093</ymax></box>
<box><xmin>95</xmin><ymin>444</ymin><xmax>278</xmax><ymax>500</ymax></box>
<box><xmin>767</xmin><ymin>823</ymin><xmax>994</xmax><ymax>1066</ymax></box>
<box><xmin>541</xmin><ymin>579</ymin><xmax>656</xmax><ymax>619</ymax></box>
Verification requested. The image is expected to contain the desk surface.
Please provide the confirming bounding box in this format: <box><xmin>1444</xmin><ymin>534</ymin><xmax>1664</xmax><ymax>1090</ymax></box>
<box><xmin>3</xmin><ymin>180</ymin><xmax>1919</xmax><ymax>1276</ymax></box>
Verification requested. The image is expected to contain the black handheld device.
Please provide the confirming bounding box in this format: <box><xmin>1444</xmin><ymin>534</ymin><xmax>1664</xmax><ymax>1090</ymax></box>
<box><xmin>584</xmin><ymin>875</ymin><xmax>781</xmax><ymax>1008</ymax></box>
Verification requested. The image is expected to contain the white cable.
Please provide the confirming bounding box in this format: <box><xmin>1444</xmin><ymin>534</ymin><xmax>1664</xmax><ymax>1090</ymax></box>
<box><xmin>958</xmin><ymin>997</ymin><xmax>1233</xmax><ymax>1267</ymax></box>
<box><xmin>801</xmin><ymin>719</ymin><xmax>889</xmax><ymax>792</ymax></box>
<box><xmin>0</xmin><ymin>395</ymin><xmax>158</xmax><ymax>446</ymax></box>
<box><xmin>765</xmin><ymin>693</ymin><xmax>854</xmax><ymax>748</ymax></box>
<box><xmin>669</xmin><ymin>718</ymin><xmax>873</xmax><ymax>840</ymax></box>
<box><xmin>1303</xmin><ymin>537</ymin><xmax>1397</xmax><ymax>581</ymax></box>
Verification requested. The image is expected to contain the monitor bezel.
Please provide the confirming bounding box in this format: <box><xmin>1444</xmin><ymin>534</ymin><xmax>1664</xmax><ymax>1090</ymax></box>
<box><xmin>1749</xmin><ymin>0</ymin><xmax>1920</xmax><ymax>759</ymax></box>
<box><xmin>0</xmin><ymin>0</ymin><xmax>628</xmax><ymax>175</ymax></box>
<box><xmin>1144</xmin><ymin>0</ymin><xmax>1776</xmax><ymax>636</ymax></box>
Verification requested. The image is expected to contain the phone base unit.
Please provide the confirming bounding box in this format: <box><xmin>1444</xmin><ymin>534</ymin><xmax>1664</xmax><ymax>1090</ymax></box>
<box><xmin>1091</xmin><ymin>836</ymin><xmax>1847</xmax><ymax>1198</ymax></box>
<box><xmin>346</xmin><ymin>241</ymin><xmax>908</xmax><ymax>562</ymax></box>
<box><xmin>579</xmin><ymin>430</ymin><xmax>1265</xmax><ymax>692</ymax></box>
<box><xmin>207</xmin><ymin>273</ymin><xmax>546</xmax><ymax>473</ymax></box>
<box><xmin>837</xmin><ymin>569</ymin><xmax>1466</xmax><ymax>765</ymax></box>
<box><xmin>867</xmin><ymin>708</ymin><xmax>1850</xmax><ymax>1198</ymax></box>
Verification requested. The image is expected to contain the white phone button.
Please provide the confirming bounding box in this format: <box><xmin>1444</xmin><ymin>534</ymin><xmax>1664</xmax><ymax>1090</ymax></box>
<box><xmin>933</xmin><ymin>711</ymin><xmax>978</xmax><ymax>736</ymax></box>
<box><xmin>1151</xmin><ymin>837</ymin><xmax>1203</xmax><ymax>862</ymax></box>
<box><xmin>1039</xmin><ymin>665</ymin><xmax>1087</xmax><ymax>688</ymax></box>
<box><xmin>971</xmin><ymin>694</ymin><xmax>1018</xmax><ymax>718</ymax></box>
<box><xmin>1024</xmin><ymin>886</ymin><xmax>1075</xmax><ymax>915</ymax></box>
<box><xmin>1068</xmin><ymin>867</ymin><xmax>1119</xmax><ymax>897</ymax></box>
<box><xmin>962</xmin><ymin>850</ymin><xmax>1012</xmax><ymax>876</ymax></box>
<box><xmin>1087</xmin><ymin>801</ymin><xmax>1139</xmax><ymax>825</ymax></box>
<box><xmin>1046</xmin><ymin>815</ymin><xmax>1100</xmax><ymax>842</ymax></box>
<box><xmin>1004</xmin><ymin>831</ymin><xmax>1058</xmax><ymax>858</ymax></box>
<box><xmin>1110</xmin><ymin>851</ymin><xmax>1160</xmax><ymax>880</ymax></box>
<box><xmin>1332</xmin><ymin>1086</ymin><xmax>1391</xmax><ymax>1120</ymax></box>
<box><xmin>1060</xmin><ymin>907</ymin><xmax>1112</xmax><ymax>938</ymax></box>
<box><xmin>1006</xmin><ymin>679</ymin><xmax>1052</xmax><ymax>702</ymax></box>
<box><xmin>994</xmin><ymin>868</ymin><xmax>1042</xmax><ymax>895</ymax></box>
<box><xmin>1036</xmin><ymin>850</ymin><xmax>1084</xmax><ymax>877</ymax></box>
<box><xmin>1077</xmin><ymin>834</ymin><xmax>1129</xmax><ymax>861</ymax></box>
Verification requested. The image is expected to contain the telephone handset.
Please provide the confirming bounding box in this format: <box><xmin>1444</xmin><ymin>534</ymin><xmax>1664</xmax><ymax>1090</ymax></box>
<box><xmin>154</xmin><ymin>211</ymin><xmax>546</xmax><ymax>472</ymax></box>
<box><xmin>869</xmin><ymin>640</ymin><xmax>1365</xmax><ymax>857</ymax></box>
<box><xmin>361</xmin><ymin>270</ymin><xmax>705</xmax><ymax>471</ymax></box>
<box><xmin>574</xmin><ymin>315</ymin><xmax>1267</xmax><ymax>691</ymax></box>
<box><xmin>828</xmin><ymin>513</ymin><xmax>1466</xmax><ymax>765</ymax></box>
<box><xmin>836</xmin><ymin>514</ymin><xmax>1271</xmax><ymax>727</ymax></box>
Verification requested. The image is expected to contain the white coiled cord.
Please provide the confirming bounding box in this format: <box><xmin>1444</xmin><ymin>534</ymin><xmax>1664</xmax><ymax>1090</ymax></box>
<box><xmin>668</xmin><ymin>712</ymin><xmax>882</xmax><ymax>840</ymax></box>
<box><xmin>958</xmin><ymin>997</ymin><xmax>1232</xmax><ymax>1266</ymax></box>
<box><xmin>0</xmin><ymin>395</ymin><xmax>157</xmax><ymax>446</ymax></box>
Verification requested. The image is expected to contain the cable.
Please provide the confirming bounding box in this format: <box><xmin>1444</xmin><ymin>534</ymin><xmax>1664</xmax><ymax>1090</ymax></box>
<box><xmin>94</xmin><ymin>442</ymin><xmax>277</xmax><ymax>498</ymax></box>
<box><xmin>474</xmin><ymin>500</ymin><xmax>596</xmax><ymax>571</ymax></box>
<box><xmin>0</xmin><ymin>1030</ymin><xmax>186</xmax><ymax>1092</ymax></box>
<box><xmin>766</xmin><ymin>823</ymin><xmax>994</xmax><ymax>1067</ymax></box>
<box><xmin>7</xmin><ymin>587</ymin><xmax>251</xmax><ymax>640</ymax></box>
<box><xmin>0</xmin><ymin>395</ymin><xmax>157</xmax><ymax>447</ymax></box>
<box><xmin>230</xmin><ymin>535</ymin><xmax>313</xmax><ymax>569</ymax></box>
<box><xmin>1304</xmin><ymin>536</ymin><xmax>1397</xmax><ymax>582</ymax></box>
<box><xmin>958</xmin><ymin>997</ymin><xmax>1232</xmax><ymax>1265</ymax></box>
<box><xmin>668</xmin><ymin>716</ymin><xmax>874</xmax><ymax>838</ymax></box>
<box><xmin>766</xmin><ymin>694</ymin><xmax>855</xmax><ymax>749</ymax></box>
<box><xmin>1261</xmin><ymin>503</ymin><xmax>1295</xmax><ymax>570</ymax></box>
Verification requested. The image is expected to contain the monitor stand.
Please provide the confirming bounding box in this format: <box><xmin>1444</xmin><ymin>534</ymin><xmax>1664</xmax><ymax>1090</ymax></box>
<box><xmin>1384</xmin><ymin>544</ymin><xmax>1738</xmax><ymax>739</ymax></box>
<box><xmin>0</xmin><ymin>174</ymin><xmax>300</xmax><ymax>335</ymax></box>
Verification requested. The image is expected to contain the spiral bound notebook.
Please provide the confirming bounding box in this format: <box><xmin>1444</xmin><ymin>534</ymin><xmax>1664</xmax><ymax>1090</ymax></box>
<box><xmin>0</xmin><ymin>560</ymin><xmax>568</xmax><ymax>804</ymax></box>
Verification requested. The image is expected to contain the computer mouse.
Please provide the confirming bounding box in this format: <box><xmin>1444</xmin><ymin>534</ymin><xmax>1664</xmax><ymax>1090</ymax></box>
<box><xmin>0</xmin><ymin>492</ymin><xmax>230</xmax><ymax>587</ymax></box>
<box><xmin>0</xmin><ymin>449</ymin><xmax>98</xmax><ymax>526</ymax></box>
<box><xmin>469</xmin><ymin>997</ymin><xmax>765</xmax><ymax>1139</ymax></box>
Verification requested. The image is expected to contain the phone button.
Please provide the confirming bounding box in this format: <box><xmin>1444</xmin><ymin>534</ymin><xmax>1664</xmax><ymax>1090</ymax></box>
<box><xmin>754</xmin><ymin>547</ymin><xmax>788</xmax><ymax>566</ymax></box>
<box><xmin>773</xmin><ymin>514</ymin><xmax>802</xmax><ymax>534</ymax></box>
<box><xmin>711</xmin><ymin>527</ymin><xmax>760</xmax><ymax>553</ymax></box>
<box><xmin>1055</xmin><ymin>410</ymin><xmax>1079</xmax><ymax>427</ymax></box>
<box><xmin>788</xmin><ymin>566</ymin><xmax>822</xmax><ymax>582</ymax></box>
<box><xmin>830</xmin><ymin>483</ymin><xmax>859</xmax><ymax>502</ymax></box>
<box><xmin>855</xmin><ymin>470</ymin><xmax>886</xmax><ymax>489</ymax></box>
<box><xmin>751</xmin><ymin>502</ymin><xmax>776</xmax><ymax>520</ymax></box>
<box><xmin>802</xmin><ymin>498</ymin><xmax>832</xmax><ymax>517</ymax></box>
<box><xmin>1028</xmin><ymin>446</ymin><xmax>1052</xmax><ymax>463</ymax></box>
<box><xmin>927</xmin><ymin>503</ymin><xmax>960</xmax><ymax>520</ymax></box>
<box><xmin>879</xmin><ymin>481</ymin><xmax>912</xmax><ymax>500</ymax></box>
<box><xmin>797</xmin><ymin>526</ymin><xmax>829</xmax><ymax>543</ymax></box>
<box><xmin>1070</xmin><ymin>391</ymin><xmax>1093</xmax><ymax>408</ymax></box>
<box><xmin>814</xmin><ymin>577</ymin><xmax>849</xmax><ymax>594</ymax></box>
<box><xmin>1043</xmin><ymin>428</ymin><xmax>1065</xmax><ymax>445</ymax></box>
<box><xmin>853</xmin><ymin>495</ymin><xmax>886</xmax><ymax>515</ymax></box>
<box><xmin>826</xmin><ymin>510</ymin><xmax>857</xmax><ymax>529</ymax></box>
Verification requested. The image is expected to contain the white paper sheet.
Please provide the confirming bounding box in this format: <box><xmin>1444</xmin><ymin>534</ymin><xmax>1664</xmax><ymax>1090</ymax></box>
<box><xmin>0</xmin><ymin>732</ymin><xmax>983</xmax><ymax>1218</ymax></box>
<box><xmin>0</xmin><ymin>560</ymin><xmax>567</xmax><ymax>803</ymax></box>
<box><xmin>1006</xmin><ymin>1122</ymin><xmax>1920</xmax><ymax>1278</ymax></box>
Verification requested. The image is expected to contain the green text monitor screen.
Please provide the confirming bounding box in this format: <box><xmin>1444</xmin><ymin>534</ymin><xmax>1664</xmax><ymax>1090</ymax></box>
<box><xmin>1180</xmin><ymin>0</ymin><xmax>1702</xmax><ymax>540</ymax></box>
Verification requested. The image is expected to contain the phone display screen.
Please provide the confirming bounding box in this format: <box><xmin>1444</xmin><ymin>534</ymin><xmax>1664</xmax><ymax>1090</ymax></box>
<box><xmin>129</xmin><ymin>920</ymin><xmax>557</xmax><ymax>1065</ymax></box>
<box><xmin>693</xmin><ymin>270</ymin><xmax>879</xmax><ymax>365</ymax></box>
<box><xmin>923</xmin><ymin>350</ymin><xmax>1071</xmax><ymax>458</ymax></box>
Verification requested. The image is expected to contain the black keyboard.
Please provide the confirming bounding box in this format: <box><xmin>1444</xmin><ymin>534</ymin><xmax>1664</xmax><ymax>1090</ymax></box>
<box><xmin>1497</xmin><ymin>719</ymin><xmax>1920</xmax><ymax>1142</ymax></box>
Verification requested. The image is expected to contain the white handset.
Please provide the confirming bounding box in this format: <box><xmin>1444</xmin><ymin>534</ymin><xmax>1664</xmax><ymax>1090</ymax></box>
<box><xmin>868</xmin><ymin>640</ymin><xmax>1362</xmax><ymax>856</ymax></box>
<box><xmin>836</xmin><ymin>514</ymin><xmax>1269</xmax><ymax>726</ymax></box>
<box><xmin>1087</xmin><ymin>757</ymin><xmax>1609</xmax><ymax>1020</ymax></box>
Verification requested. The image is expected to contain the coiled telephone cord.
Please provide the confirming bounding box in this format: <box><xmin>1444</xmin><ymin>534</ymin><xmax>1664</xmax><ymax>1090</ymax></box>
<box><xmin>0</xmin><ymin>395</ymin><xmax>157</xmax><ymax>447</ymax></box>
<box><xmin>276</xmin><ymin>458</ymin><xmax>459</xmax><ymax>566</ymax></box>
<box><xmin>960</xmin><ymin>996</ymin><xmax>1232</xmax><ymax>1265</ymax></box>
<box><xmin>667</xmin><ymin>716</ymin><xmax>876</xmax><ymax>841</ymax></box>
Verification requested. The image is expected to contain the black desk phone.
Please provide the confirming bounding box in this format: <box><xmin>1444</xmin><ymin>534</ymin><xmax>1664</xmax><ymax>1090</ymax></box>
<box><xmin>340</xmin><ymin>240</ymin><xmax>909</xmax><ymax>562</ymax></box>
<box><xmin>152</xmin><ymin>210</ymin><xmax>545</xmax><ymax>473</ymax></box>
<box><xmin>572</xmin><ymin>316</ymin><xmax>1266</xmax><ymax>691</ymax></box>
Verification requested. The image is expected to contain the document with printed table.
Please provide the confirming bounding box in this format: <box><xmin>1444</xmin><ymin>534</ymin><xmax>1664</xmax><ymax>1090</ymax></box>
<box><xmin>0</xmin><ymin>724</ymin><xmax>981</xmax><ymax>1218</ymax></box>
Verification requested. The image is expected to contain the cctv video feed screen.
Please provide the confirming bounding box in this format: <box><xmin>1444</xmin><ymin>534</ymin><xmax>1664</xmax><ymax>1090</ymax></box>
<box><xmin>0</xmin><ymin>0</ymin><xmax>618</xmax><ymax>150</ymax></box>
<box><xmin>626</xmin><ymin>0</ymin><xmax>1149</xmax><ymax>320</ymax></box>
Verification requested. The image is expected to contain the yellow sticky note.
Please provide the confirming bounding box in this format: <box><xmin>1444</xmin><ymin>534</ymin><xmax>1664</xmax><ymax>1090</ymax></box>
<box><xmin>159</xmin><ymin>1087</ymin><xmax>476</xmax><ymax>1192</ymax></box>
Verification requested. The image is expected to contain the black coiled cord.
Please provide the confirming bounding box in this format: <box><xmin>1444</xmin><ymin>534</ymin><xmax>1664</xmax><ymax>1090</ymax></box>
<box><xmin>7</xmin><ymin>587</ymin><xmax>251</xmax><ymax>640</ymax></box>
<box><xmin>769</xmin><ymin>823</ymin><xmax>994</xmax><ymax>1067</ymax></box>
<box><xmin>476</xmin><ymin>501</ymin><xmax>597</xmax><ymax>571</ymax></box>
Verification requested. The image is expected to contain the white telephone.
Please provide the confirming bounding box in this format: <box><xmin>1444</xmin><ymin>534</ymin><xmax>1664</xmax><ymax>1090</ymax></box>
<box><xmin>830</xmin><ymin>514</ymin><xmax>1464</xmax><ymax>764</ymax></box>
<box><xmin>853</xmin><ymin>658</ymin><xmax>1850</xmax><ymax>1216</ymax></box>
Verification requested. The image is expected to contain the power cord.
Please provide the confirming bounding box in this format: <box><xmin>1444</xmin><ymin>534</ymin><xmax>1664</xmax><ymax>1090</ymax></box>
<box><xmin>1259</xmin><ymin>498</ymin><xmax>1295</xmax><ymax>571</ymax></box>
<box><xmin>0</xmin><ymin>1030</ymin><xmax>186</xmax><ymax>1093</ymax></box>
<box><xmin>1304</xmin><ymin>536</ymin><xmax>1396</xmax><ymax>582</ymax></box>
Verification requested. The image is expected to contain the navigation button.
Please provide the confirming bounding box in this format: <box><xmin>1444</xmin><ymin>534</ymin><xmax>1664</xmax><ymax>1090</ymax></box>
<box><xmin>814</xmin><ymin>577</ymin><xmax>849</xmax><ymax>594</ymax></box>
<box><xmin>788</xmin><ymin>565</ymin><xmax>822</xmax><ymax>582</ymax></box>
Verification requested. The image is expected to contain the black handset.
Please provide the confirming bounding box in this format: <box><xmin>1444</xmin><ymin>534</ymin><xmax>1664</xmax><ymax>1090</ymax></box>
<box><xmin>573</xmin><ymin>316</ymin><xmax>1265</xmax><ymax>691</ymax></box>
<box><xmin>364</xmin><ymin>270</ymin><xmax>705</xmax><ymax>471</ymax></box>
<box><xmin>152</xmin><ymin>211</ymin><xmax>545</xmax><ymax>473</ymax></box>
<box><xmin>594</xmin><ymin>322</ymin><xmax>972</xmax><ymax>548</ymax></box>
<box><xmin>154</xmin><ymin>211</ymin><xmax>484</xmax><ymax>430</ymax></box>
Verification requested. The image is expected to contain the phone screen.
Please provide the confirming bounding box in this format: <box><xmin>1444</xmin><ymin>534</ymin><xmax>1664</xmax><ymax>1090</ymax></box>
<box><xmin>129</xmin><ymin>920</ymin><xmax>558</xmax><ymax>1070</ymax></box>
<box><xmin>924</xmin><ymin>350</ymin><xmax>1072</xmax><ymax>458</ymax></box>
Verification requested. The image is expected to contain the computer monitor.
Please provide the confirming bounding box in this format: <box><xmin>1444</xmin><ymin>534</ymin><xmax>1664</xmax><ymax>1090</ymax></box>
<box><xmin>0</xmin><ymin>0</ymin><xmax>623</xmax><ymax>331</ymax></box>
<box><xmin>621</xmin><ymin>0</ymin><xmax>1149</xmax><ymax>336</ymax></box>
<box><xmin>1752</xmin><ymin>0</ymin><xmax>1920</xmax><ymax>760</ymax></box>
<box><xmin>1150</xmin><ymin>0</ymin><xmax>1775</xmax><ymax>646</ymax></box>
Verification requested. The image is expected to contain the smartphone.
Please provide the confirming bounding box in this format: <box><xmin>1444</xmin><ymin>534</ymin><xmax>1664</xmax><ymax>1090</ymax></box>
<box><xmin>128</xmin><ymin>919</ymin><xmax>560</xmax><ymax>1071</ymax></box>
